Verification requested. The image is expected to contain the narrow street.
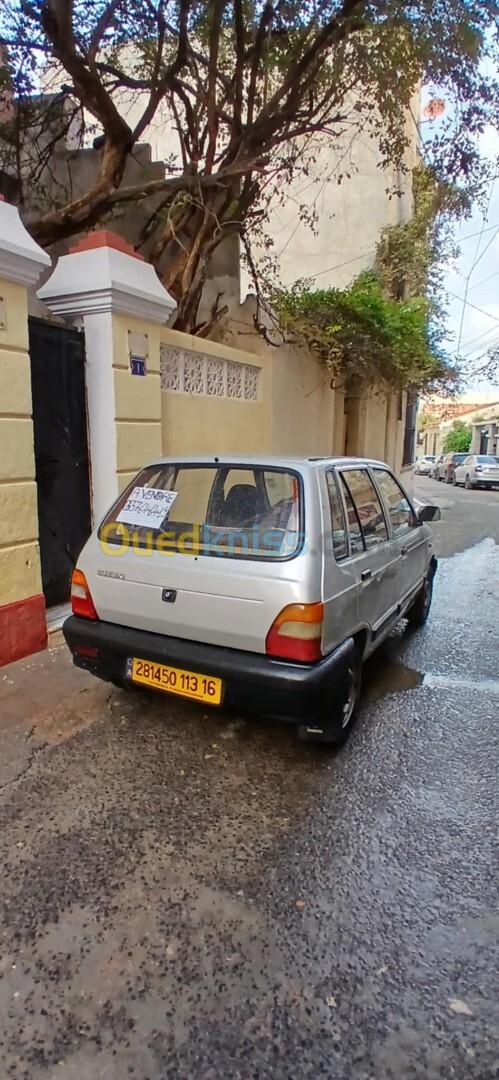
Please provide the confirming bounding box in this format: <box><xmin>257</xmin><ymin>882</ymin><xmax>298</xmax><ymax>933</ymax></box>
<box><xmin>0</xmin><ymin>478</ymin><xmax>498</xmax><ymax>1080</ymax></box>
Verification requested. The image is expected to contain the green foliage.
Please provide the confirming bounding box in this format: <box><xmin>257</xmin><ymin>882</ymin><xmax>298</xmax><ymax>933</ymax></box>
<box><xmin>443</xmin><ymin>421</ymin><xmax>472</xmax><ymax>452</ymax></box>
<box><xmin>376</xmin><ymin>165</ymin><xmax>466</xmax><ymax>301</ymax></box>
<box><xmin>275</xmin><ymin>271</ymin><xmax>455</xmax><ymax>393</ymax></box>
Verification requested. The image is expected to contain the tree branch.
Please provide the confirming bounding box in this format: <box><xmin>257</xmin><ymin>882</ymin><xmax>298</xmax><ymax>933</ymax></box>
<box><xmin>232</xmin><ymin>0</ymin><xmax>245</xmax><ymax>139</ymax></box>
<box><xmin>132</xmin><ymin>0</ymin><xmax>191</xmax><ymax>141</ymax></box>
<box><xmin>247</xmin><ymin>2</ymin><xmax>274</xmax><ymax>126</ymax></box>
<box><xmin>205</xmin><ymin>0</ymin><xmax>225</xmax><ymax>173</ymax></box>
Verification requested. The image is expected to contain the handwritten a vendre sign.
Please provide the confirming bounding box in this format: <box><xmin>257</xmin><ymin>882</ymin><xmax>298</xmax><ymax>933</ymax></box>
<box><xmin>117</xmin><ymin>487</ymin><xmax>178</xmax><ymax>529</ymax></box>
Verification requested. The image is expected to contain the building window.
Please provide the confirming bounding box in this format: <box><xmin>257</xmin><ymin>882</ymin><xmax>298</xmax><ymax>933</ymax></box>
<box><xmin>160</xmin><ymin>345</ymin><xmax>260</xmax><ymax>402</ymax></box>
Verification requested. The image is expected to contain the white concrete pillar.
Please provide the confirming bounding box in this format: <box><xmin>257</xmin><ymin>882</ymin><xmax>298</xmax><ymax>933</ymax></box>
<box><xmin>470</xmin><ymin>422</ymin><xmax>483</xmax><ymax>454</ymax></box>
<box><xmin>38</xmin><ymin>231</ymin><xmax>176</xmax><ymax>523</ymax></box>
<box><xmin>487</xmin><ymin>422</ymin><xmax>497</xmax><ymax>456</ymax></box>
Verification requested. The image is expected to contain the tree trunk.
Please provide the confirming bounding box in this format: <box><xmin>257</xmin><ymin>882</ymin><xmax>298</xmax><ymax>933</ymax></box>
<box><xmin>157</xmin><ymin>188</ymin><xmax>240</xmax><ymax>333</ymax></box>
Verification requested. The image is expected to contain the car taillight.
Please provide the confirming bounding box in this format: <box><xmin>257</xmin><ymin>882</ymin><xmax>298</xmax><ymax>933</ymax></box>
<box><xmin>475</xmin><ymin>465</ymin><xmax>482</xmax><ymax>471</ymax></box>
<box><xmin>71</xmin><ymin>569</ymin><xmax>98</xmax><ymax>620</ymax></box>
<box><xmin>266</xmin><ymin>602</ymin><xmax>324</xmax><ymax>662</ymax></box>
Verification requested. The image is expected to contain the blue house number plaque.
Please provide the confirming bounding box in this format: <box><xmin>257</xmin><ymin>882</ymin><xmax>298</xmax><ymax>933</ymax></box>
<box><xmin>130</xmin><ymin>356</ymin><xmax>146</xmax><ymax>376</ymax></box>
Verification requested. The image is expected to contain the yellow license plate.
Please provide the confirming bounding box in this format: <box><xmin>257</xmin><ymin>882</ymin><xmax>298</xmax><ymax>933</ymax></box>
<box><xmin>127</xmin><ymin>657</ymin><xmax>222</xmax><ymax>705</ymax></box>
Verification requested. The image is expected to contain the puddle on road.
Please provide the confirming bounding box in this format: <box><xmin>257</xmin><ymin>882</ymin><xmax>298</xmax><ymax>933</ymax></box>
<box><xmin>363</xmin><ymin>539</ymin><xmax>499</xmax><ymax>702</ymax></box>
<box><xmin>364</xmin><ymin>661</ymin><xmax>424</xmax><ymax>701</ymax></box>
<box><xmin>364</xmin><ymin>661</ymin><xmax>499</xmax><ymax>701</ymax></box>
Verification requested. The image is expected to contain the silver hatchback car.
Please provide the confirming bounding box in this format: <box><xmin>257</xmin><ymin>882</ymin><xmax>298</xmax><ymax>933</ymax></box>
<box><xmin>64</xmin><ymin>456</ymin><xmax>439</xmax><ymax>746</ymax></box>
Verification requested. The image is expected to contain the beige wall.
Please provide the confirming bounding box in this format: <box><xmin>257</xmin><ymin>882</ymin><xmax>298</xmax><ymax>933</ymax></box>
<box><xmin>269</xmin><ymin>343</ymin><xmax>335</xmax><ymax>456</ymax></box>
<box><xmin>219</xmin><ymin>299</ymin><xmax>337</xmax><ymax>456</ymax></box>
<box><xmin>343</xmin><ymin>386</ymin><xmax>407</xmax><ymax>479</ymax></box>
<box><xmin>0</xmin><ymin>277</ymin><xmax>42</xmax><ymax>606</ymax></box>
<box><xmin>159</xmin><ymin>324</ymin><xmax>337</xmax><ymax>459</ymax></box>
<box><xmin>158</xmin><ymin>317</ymin><xmax>407</xmax><ymax>476</ymax></box>
<box><xmin>160</xmin><ymin>328</ymin><xmax>271</xmax><ymax>457</ymax></box>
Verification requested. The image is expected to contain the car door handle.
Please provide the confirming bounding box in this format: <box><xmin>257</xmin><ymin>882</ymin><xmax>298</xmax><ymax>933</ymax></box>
<box><xmin>361</xmin><ymin>569</ymin><xmax>372</xmax><ymax>581</ymax></box>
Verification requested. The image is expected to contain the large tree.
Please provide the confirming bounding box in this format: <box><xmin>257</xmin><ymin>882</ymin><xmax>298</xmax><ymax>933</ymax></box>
<box><xmin>1</xmin><ymin>0</ymin><xmax>498</xmax><ymax>332</ymax></box>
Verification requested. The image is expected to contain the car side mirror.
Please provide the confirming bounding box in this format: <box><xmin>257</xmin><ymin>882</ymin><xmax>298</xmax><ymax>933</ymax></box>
<box><xmin>417</xmin><ymin>504</ymin><xmax>441</xmax><ymax>523</ymax></box>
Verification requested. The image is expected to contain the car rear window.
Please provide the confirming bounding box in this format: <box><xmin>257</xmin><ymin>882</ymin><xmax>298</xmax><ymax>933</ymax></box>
<box><xmin>452</xmin><ymin>454</ymin><xmax>468</xmax><ymax>462</ymax></box>
<box><xmin>477</xmin><ymin>455</ymin><xmax>499</xmax><ymax>464</ymax></box>
<box><xmin>99</xmin><ymin>463</ymin><xmax>303</xmax><ymax>560</ymax></box>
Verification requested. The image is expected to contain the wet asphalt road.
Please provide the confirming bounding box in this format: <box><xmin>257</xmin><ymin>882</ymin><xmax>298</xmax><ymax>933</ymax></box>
<box><xmin>0</xmin><ymin>478</ymin><xmax>498</xmax><ymax>1080</ymax></box>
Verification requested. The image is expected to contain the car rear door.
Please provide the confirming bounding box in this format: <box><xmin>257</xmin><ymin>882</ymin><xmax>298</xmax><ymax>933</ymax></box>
<box><xmin>321</xmin><ymin>469</ymin><xmax>358</xmax><ymax>655</ymax></box>
<box><xmin>371</xmin><ymin>467</ymin><xmax>429</xmax><ymax>606</ymax></box>
<box><xmin>336</xmin><ymin>466</ymin><xmax>400</xmax><ymax>639</ymax></box>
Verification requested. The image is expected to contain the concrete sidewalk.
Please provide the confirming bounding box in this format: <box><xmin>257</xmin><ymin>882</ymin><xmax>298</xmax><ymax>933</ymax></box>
<box><xmin>0</xmin><ymin>633</ymin><xmax>110</xmax><ymax>791</ymax></box>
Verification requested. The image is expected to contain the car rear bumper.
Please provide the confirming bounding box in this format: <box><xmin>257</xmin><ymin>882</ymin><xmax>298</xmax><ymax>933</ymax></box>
<box><xmin>63</xmin><ymin>615</ymin><xmax>356</xmax><ymax>723</ymax></box>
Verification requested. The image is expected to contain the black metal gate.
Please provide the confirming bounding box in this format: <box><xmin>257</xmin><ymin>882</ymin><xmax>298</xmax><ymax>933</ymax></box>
<box><xmin>29</xmin><ymin>317</ymin><xmax>92</xmax><ymax>608</ymax></box>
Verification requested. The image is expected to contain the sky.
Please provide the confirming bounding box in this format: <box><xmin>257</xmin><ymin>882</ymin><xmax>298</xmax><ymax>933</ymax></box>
<box><xmin>443</xmin><ymin>123</ymin><xmax>499</xmax><ymax>399</ymax></box>
<box><xmin>426</xmin><ymin>29</ymin><xmax>499</xmax><ymax>402</ymax></box>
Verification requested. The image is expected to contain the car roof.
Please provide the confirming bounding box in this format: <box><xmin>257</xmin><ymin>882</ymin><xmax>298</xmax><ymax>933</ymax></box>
<box><xmin>145</xmin><ymin>454</ymin><xmax>391</xmax><ymax>470</ymax></box>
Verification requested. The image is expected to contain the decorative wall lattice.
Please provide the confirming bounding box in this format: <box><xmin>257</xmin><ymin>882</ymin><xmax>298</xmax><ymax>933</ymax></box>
<box><xmin>160</xmin><ymin>345</ymin><xmax>260</xmax><ymax>401</ymax></box>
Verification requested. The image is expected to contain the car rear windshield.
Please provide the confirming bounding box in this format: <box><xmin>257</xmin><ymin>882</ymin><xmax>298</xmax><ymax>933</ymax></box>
<box><xmin>99</xmin><ymin>463</ymin><xmax>303</xmax><ymax>560</ymax></box>
<box><xmin>477</xmin><ymin>455</ymin><xmax>499</xmax><ymax>463</ymax></box>
<box><xmin>453</xmin><ymin>454</ymin><xmax>468</xmax><ymax>462</ymax></box>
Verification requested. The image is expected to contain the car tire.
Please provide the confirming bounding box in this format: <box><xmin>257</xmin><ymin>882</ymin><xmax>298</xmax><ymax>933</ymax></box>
<box><xmin>407</xmin><ymin>571</ymin><xmax>434</xmax><ymax>630</ymax></box>
<box><xmin>453</xmin><ymin>473</ymin><xmax>458</xmax><ymax>486</ymax></box>
<box><xmin>465</xmin><ymin>474</ymin><xmax>474</xmax><ymax>490</ymax></box>
<box><xmin>298</xmin><ymin>646</ymin><xmax>362</xmax><ymax>748</ymax></box>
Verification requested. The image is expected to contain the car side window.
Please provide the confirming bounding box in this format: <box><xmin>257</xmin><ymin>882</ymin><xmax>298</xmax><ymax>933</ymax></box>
<box><xmin>341</xmin><ymin>469</ymin><xmax>389</xmax><ymax>550</ymax></box>
<box><xmin>339</xmin><ymin>476</ymin><xmax>364</xmax><ymax>555</ymax></box>
<box><xmin>373</xmin><ymin>469</ymin><xmax>414</xmax><ymax>537</ymax></box>
<box><xmin>325</xmin><ymin>471</ymin><xmax>348</xmax><ymax>560</ymax></box>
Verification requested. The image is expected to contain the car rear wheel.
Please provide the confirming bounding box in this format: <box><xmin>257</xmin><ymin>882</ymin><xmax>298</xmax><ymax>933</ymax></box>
<box><xmin>407</xmin><ymin>572</ymin><xmax>434</xmax><ymax>630</ymax></box>
<box><xmin>298</xmin><ymin>647</ymin><xmax>362</xmax><ymax>748</ymax></box>
<box><xmin>465</xmin><ymin>474</ymin><xmax>474</xmax><ymax>490</ymax></box>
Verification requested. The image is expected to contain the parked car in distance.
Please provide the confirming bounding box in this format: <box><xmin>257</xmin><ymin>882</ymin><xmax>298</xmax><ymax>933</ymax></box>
<box><xmin>436</xmin><ymin>452</ymin><xmax>469</xmax><ymax>483</ymax></box>
<box><xmin>63</xmin><ymin>456</ymin><xmax>440</xmax><ymax>748</ymax></box>
<box><xmin>415</xmin><ymin>455</ymin><xmax>436</xmax><ymax>476</ymax></box>
<box><xmin>430</xmin><ymin>453</ymin><xmax>445</xmax><ymax>479</ymax></box>
<box><xmin>453</xmin><ymin>454</ymin><xmax>499</xmax><ymax>490</ymax></box>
